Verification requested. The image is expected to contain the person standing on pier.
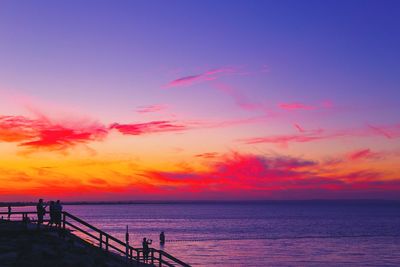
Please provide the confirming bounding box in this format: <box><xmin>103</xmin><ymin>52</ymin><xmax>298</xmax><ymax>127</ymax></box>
<box><xmin>36</xmin><ymin>199</ymin><xmax>47</xmax><ymax>229</ymax></box>
<box><xmin>54</xmin><ymin>200</ymin><xmax>63</xmax><ymax>228</ymax></box>
<box><xmin>47</xmin><ymin>201</ymin><xmax>55</xmax><ymax>226</ymax></box>
<box><xmin>7</xmin><ymin>205</ymin><xmax>11</xmax><ymax>220</ymax></box>
<box><xmin>142</xmin><ymin>237</ymin><xmax>152</xmax><ymax>263</ymax></box>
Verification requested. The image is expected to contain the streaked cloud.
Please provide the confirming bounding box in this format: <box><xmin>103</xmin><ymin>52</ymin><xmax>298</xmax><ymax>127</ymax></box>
<box><xmin>136</xmin><ymin>104</ymin><xmax>168</xmax><ymax>114</ymax></box>
<box><xmin>0</xmin><ymin>115</ymin><xmax>107</xmax><ymax>152</ymax></box>
<box><xmin>294</xmin><ymin>123</ymin><xmax>305</xmax><ymax>133</ymax></box>
<box><xmin>240</xmin><ymin>123</ymin><xmax>400</xmax><ymax>148</ymax></box>
<box><xmin>110</xmin><ymin>121</ymin><xmax>187</xmax><ymax>135</ymax></box>
<box><xmin>279</xmin><ymin>102</ymin><xmax>316</xmax><ymax>110</ymax></box>
<box><xmin>164</xmin><ymin>67</ymin><xmax>237</xmax><ymax>88</ymax></box>
<box><xmin>347</xmin><ymin>149</ymin><xmax>382</xmax><ymax>161</ymax></box>
<box><xmin>195</xmin><ymin>152</ymin><xmax>219</xmax><ymax>159</ymax></box>
<box><xmin>279</xmin><ymin>100</ymin><xmax>334</xmax><ymax>111</ymax></box>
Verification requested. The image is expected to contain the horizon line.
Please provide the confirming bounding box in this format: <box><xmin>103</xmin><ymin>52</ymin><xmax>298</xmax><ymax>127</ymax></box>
<box><xmin>1</xmin><ymin>199</ymin><xmax>400</xmax><ymax>206</ymax></box>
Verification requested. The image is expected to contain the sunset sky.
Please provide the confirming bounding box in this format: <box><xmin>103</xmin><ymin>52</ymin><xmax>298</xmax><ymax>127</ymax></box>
<box><xmin>1</xmin><ymin>1</ymin><xmax>399</xmax><ymax>201</ymax></box>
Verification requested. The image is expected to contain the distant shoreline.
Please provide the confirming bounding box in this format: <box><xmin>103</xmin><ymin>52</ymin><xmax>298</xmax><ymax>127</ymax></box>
<box><xmin>1</xmin><ymin>199</ymin><xmax>400</xmax><ymax>207</ymax></box>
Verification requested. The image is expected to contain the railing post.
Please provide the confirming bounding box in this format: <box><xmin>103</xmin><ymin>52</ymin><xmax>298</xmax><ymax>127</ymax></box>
<box><xmin>99</xmin><ymin>233</ymin><xmax>103</xmax><ymax>249</ymax></box>
<box><xmin>22</xmin><ymin>213</ymin><xmax>27</xmax><ymax>228</ymax></box>
<box><xmin>159</xmin><ymin>252</ymin><xmax>162</xmax><ymax>267</ymax></box>
<box><xmin>62</xmin><ymin>213</ymin><xmax>66</xmax><ymax>229</ymax></box>
<box><xmin>105</xmin><ymin>235</ymin><xmax>109</xmax><ymax>252</ymax></box>
<box><xmin>136</xmin><ymin>250</ymin><xmax>140</xmax><ymax>266</ymax></box>
<box><xmin>151</xmin><ymin>249</ymin><xmax>154</xmax><ymax>264</ymax></box>
<box><xmin>130</xmin><ymin>248</ymin><xmax>133</xmax><ymax>261</ymax></box>
<box><xmin>125</xmin><ymin>225</ymin><xmax>129</xmax><ymax>263</ymax></box>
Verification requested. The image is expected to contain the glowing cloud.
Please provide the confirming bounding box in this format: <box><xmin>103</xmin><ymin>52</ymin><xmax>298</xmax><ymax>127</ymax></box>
<box><xmin>0</xmin><ymin>115</ymin><xmax>107</xmax><ymax>152</ymax></box>
<box><xmin>20</xmin><ymin>124</ymin><xmax>107</xmax><ymax>151</ymax></box>
<box><xmin>141</xmin><ymin>152</ymin><xmax>400</xmax><ymax>199</ymax></box>
<box><xmin>110</xmin><ymin>121</ymin><xmax>187</xmax><ymax>135</ymax></box>
<box><xmin>0</xmin><ymin>115</ymin><xmax>42</xmax><ymax>142</ymax></box>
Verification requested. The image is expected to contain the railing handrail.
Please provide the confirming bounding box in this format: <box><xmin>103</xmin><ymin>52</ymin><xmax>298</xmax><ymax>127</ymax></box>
<box><xmin>1</xmin><ymin>210</ymin><xmax>191</xmax><ymax>267</ymax></box>
<box><xmin>0</xmin><ymin>211</ymin><xmax>36</xmax><ymax>215</ymax></box>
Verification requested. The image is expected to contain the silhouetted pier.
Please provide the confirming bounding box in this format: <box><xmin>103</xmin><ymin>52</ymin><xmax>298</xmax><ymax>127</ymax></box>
<box><xmin>0</xmin><ymin>210</ymin><xmax>191</xmax><ymax>267</ymax></box>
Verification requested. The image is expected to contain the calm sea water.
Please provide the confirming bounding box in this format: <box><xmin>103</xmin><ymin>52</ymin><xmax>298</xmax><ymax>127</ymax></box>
<box><xmin>12</xmin><ymin>201</ymin><xmax>400</xmax><ymax>266</ymax></box>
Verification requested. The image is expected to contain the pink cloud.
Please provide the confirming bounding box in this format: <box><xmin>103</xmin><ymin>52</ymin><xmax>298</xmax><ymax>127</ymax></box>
<box><xmin>367</xmin><ymin>124</ymin><xmax>398</xmax><ymax>139</ymax></box>
<box><xmin>1</xmin><ymin>112</ymin><xmax>270</xmax><ymax>153</ymax></box>
<box><xmin>279</xmin><ymin>101</ymin><xmax>334</xmax><ymax>111</ymax></box>
<box><xmin>240</xmin><ymin>123</ymin><xmax>400</xmax><ymax>148</ymax></box>
<box><xmin>141</xmin><ymin>152</ymin><xmax>400</xmax><ymax>199</ymax></box>
<box><xmin>20</xmin><ymin>124</ymin><xmax>107</xmax><ymax>151</ymax></box>
<box><xmin>214</xmin><ymin>83</ymin><xmax>270</xmax><ymax>112</ymax></box>
<box><xmin>240</xmin><ymin>134</ymin><xmax>324</xmax><ymax>148</ymax></box>
<box><xmin>0</xmin><ymin>115</ymin><xmax>43</xmax><ymax>142</ymax></box>
<box><xmin>279</xmin><ymin>102</ymin><xmax>316</xmax><ymax>110</ymax></box>
<box><xmin>294</xmin><ymin>123</ymin><xmax>305</xmax><ymax>133</ymax></box>
<box><xmin>164</xmin><ymin>67</ymin><xmax>237</xmax><ymax>88</ymax></box>
<box><xmin>110</xmin><ymin>121</ymin><xmax>187</xmax><ymax>135</ymax></box>
<box><xmin>195</xmin><ymin>152</ymin><xmax>219</xmax><ymax>159</ymax></box>
<box><xmin>136</xmin><ymin>104</ymin><xmax>168</xmax><ymax>114</ymax></box>
<box><xmin>347</xmin><ymin>149</ymin><xmax>382</xmax><ymax>161</ymax></box>
<box><xmin>0</xmin><ymin>115</ymin><xmax>107</xmax><ymax>151</ymax></box>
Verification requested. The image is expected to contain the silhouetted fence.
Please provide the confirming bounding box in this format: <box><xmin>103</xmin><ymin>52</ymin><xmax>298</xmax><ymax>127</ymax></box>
<box><xmin>0</xmin><ymin>210</ymin><xmax>191</xmax><ymax>267</ymax></box>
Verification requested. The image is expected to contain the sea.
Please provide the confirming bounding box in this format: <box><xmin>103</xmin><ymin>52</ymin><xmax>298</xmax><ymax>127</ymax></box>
<box><xmin>10</xmin><ymin>201</ymin><xmax>400</xmax><ymax>266</ymax></box>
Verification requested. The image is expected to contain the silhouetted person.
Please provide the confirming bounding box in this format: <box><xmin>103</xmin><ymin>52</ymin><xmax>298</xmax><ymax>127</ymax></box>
<box><xmin>54</xmin><ymin>200</ymin><xmax>63</xmax><ymax>228</ymax></box>
<box><xmin>7</xmin><ymin>205</ymin><xmax>11</xmax><ymax>220</ymax></box>
<box><xmin>47</xmin><ymin>201</ymin><xmax>55</xmax><ymax>226</ymax></box>
<box><xmin>36</xmin><ymin>199</ymin><xmax>47</xmax><ymax>229</ymax></box>
<box><xmin>160</xmin><ymin>231</ymin><xmax>165</xmax><ymax>245</ymax></box>
<box><xmin>142</xmin><ymin>237</ymin><xmax>152</xmax><ymax>263</ymax></box>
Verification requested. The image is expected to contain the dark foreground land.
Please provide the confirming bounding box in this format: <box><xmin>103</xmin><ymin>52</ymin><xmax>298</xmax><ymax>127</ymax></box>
<box><xmin>0</xmin><ymin>220</ymin><xmax>150</xmax><ymax>267</ymax></box>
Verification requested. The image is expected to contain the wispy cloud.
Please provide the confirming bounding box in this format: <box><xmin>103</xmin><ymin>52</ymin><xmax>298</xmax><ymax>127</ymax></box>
<box><xmin>279</xmin><ymin>102</ymin><xmax>316</xmax><ymax>110</ymax></box>
<box><xmin>195</xmin><ymin>152</ymin><xmax>219</xmax><ymax>159</ymax></box>
<box><xmin>136</xmin><ymin>104</ymin><xmax>168</xmax><ymax>114</ymax></box>
<box><xmin>164</xmin><ymin>67</ymin><xmax>237</xmax><ymax>88</ymax></box>
<box><xmin>367</xmin><ymin>123</ymin><xmax>398</xmax><ymax>139</ymax></box>
<box><xmin>214</xmin><ymin>83</ymin><xmax>271</xmax><ymax>113</ymax></box>
<box><xmin>240</xmin><ymin>133</ymin><xmax>325</xmax><ymax>148</ymax></box>
<box><xmin>0</xmin><ymin>115</ymin><xmax>42</xmax><ymax>142</ymax></box>
<box><xmin>20</xmin><ymin>124</ymin><xmax>107</xmax><ymax>151</ymax></box>
<box><xmin>347</xmin><ymin>149</ymin><xmax>382</xmax><ymax>161</ymax></box>
<box><xmin>279</xmin><ymin>100</ymin><xmax>334</xmax><ymax>111</ymax></box>
<box><xmin>110</xmin><ymin>121</ymin><xmax>187</xmax><ymax>135</ymax></box>
<box><xmin>294</xmin><ymin>123</ymin><xmax>305</xmax><ymax>133</ymax></box>
<box><xmin>0</xmin><ymin>115</ymin><xmax>107</xmax><ymax>152</ymax></box>
<box><xmin>239</xmin><ymin>123</ymin><xmax>400</xmax><ymax>148</ymax></box>
<box><xmin>1</xmin><ymin>111</ymin><xmax>269</xmax><ymax>153</ymax></box>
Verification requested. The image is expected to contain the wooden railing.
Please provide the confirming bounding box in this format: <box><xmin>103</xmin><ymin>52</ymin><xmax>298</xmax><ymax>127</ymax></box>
<box><xmin>0</xmin><ymin>210</ymin><xmax>191</xmax><ymax>267</ymax></box>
